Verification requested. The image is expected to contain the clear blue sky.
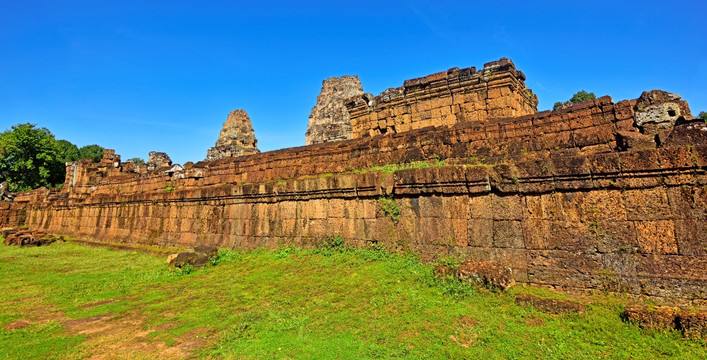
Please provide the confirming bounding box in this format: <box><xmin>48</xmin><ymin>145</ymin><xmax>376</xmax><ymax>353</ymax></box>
<box><xmin>1</xmin><ymin>1</ymin><xmax>705</xmax><ymax>164</ymax></box>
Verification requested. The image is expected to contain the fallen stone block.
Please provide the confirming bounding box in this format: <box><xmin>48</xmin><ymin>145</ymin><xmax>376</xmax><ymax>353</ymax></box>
<box><xmin>455</xmin><ymin>261</ymin><xmax>515</xmax><ymax>291</ymax></box>
<box><xmin>615</xmin><ymin>130</ymin><xmax>656</xmax><ymax>151</ymax></box>
<box><xmin>1</xmin><ymin>228</ymin><xmax>17</xmax><ymax>239</ymax></box>
<box><xmin>624</xmin><ymin>304</ymin><xmax>707</xmax><ymax>340</ymax></box>
<box><xmin>168</xmin><ymin>252</ymin><xmax>208</xmax><ymax>268</ymax></box>
<box><xmin>194</xmin><ymin>245</ymin><xmax>218</xmax><ymax>259</ymax></box>
<box><xmin>677</xmin><ymin>311</ymin><xmax>707</xmax><ymax>340</ymax></box>
<box><xmin>167</xmin><ymin>245</ymin><xmax>219</xmax><ymax>268</ymax></box>
<box><xmin>623</xmin><ymin>305</ymin><xmax>679</xmax><ymax>331</ymax></box>
<box><xmin>515</xmin><ymin>294</ymin><xmax>586</xmax><ymax>315</ymax></box>
<box><xmin>3</xmin><ymin>230</ymin><xmax>61</xmax><ymax>247</ymax></box>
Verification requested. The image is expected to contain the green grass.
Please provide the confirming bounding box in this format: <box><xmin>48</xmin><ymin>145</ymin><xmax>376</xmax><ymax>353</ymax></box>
<box><xmin>353</xmin><ymin>159</ymin><xmax>446</xmax><ymax>174</ymax></box>
<box><xmin>0</xmin><ymin>241</ymin><xmax>705</xmax><ymax>359</ymax></box>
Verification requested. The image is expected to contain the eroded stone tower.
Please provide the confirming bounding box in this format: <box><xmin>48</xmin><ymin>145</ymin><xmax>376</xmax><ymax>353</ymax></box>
<box><xmin>206</xmin><ymin>109</ymin><xmax>260</xmax><ymax>161</ymax></box>
<box><xmin>305</xmin><ymin>75</ymin><xmax>365</xmax><ymax>145</ymax></box>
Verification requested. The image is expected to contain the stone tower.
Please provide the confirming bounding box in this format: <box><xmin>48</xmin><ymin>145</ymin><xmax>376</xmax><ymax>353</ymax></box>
<box><xmin>206</xmin><ymin>109</ymin><xmax>259</xmax><ymax>161</ymax></box>
<box><xmin>305</xmin><ymin>75</ymin><xmax>364</xmax><ymax>145</ymax></box>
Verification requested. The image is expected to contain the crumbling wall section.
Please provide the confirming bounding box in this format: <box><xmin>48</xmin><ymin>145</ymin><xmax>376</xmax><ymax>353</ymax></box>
<box><xmin>346</xmin><ymin>58</ymin><xmax>539</xmax><ymax>138</ymax></box>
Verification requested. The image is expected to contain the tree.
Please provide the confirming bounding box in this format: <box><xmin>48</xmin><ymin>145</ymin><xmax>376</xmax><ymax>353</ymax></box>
<box><xmin>699</xmin><ymin>111</ymin><xmax>707</xmax><ymax>122</ymax></box>
<box><xmin>0</xmin><ymin>124</ymin><xmax>108</xmax><ymax>192</ymax></box>
<box><xmin>78</xmin><ymin>144</ymin><xmax>104</xmax><ymax>162</ymax></box>
<box><xmin>553</xmin><ymin>90</ymin><xmax>597</xmax><ymax>111</ymax></box>
<box><xmin>570</xmin><ymin>90</ymin><xmax>596</xmax><ymax>103</ymax></box>
<box><xmin>0</xmin><ymin>123</ymin><xmax>65</xmax><ymax>192</ymax></box>
<box><xmin>127</xmin><ymin>157</ymin><xmax>145</xmax><ymax>165</ymax></box>
<box><xmin>55</xmin><ymin>139</ymin><xmax>80</xmax><ymax>163</ymax></box>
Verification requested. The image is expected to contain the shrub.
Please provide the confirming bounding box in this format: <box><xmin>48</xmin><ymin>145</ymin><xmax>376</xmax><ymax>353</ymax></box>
<box><xmin>128</xmin><ymin>157</ymin><xmax>145</xmax><ymax>165</ymax></box>
<box><xmin>553</xmin><ymin>90</ymin><xmax>596</xmax><ymax>111</ymax></box>
<box><xmin>323</xmin><ymin>234</ymin><xmax>345</xmax><ymax>249</ymax></box>
<box><xmin>163</xmin><ymin>181</ymin><xmax>177</xmax><ymax>192</ymax></box>
<box><xmin>377</xmin><ymin>196</ymin><xmax>401</xmax><ymax>224</ymax></box>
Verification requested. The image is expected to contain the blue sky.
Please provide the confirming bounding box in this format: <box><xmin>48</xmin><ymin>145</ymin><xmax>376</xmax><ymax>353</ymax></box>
<box><xmin>1</xmin><ymin>1</ymin><xmax>705</xmax><ymax>164</ymax></box>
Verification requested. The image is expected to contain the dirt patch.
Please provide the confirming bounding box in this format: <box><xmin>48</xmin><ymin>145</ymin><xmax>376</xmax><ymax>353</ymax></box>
<box><xmin>79</xmin><ymin>299</ymin><xmax>120</xmax><ymax>309</ymax></box>
<box><xmin>526</xmin><ymin>317</ymin><xmax>545</xmax><ymax>327</ymax></box>
<box><xmin>449</xmin><ymin>332</ymin><xmax>477</xmax><ymax>348</ymax></box>
<box><xmin>8</xmin><ymin>295</ymin><xmax>43</xmax><ymax>304</ymax></box>
<box><xmin>151</xmin><ymin>323</ymin><xmax>177</xmax><ymax>332</ymax></box>
<box><xmin>458</xmin><ymin>316</ymin><xmax>477</xmax><ymax>328</ymax></box>
<box><xmin>63</xmin><ymin>313</ymin><xmax>115</xmax><ymax>328</ymax></box>
<box><xmin>4</xmin><ymin>294</ymin><xmax>211</xmax><ymax>358</ymax></box>
<box><xmin>4</xmin><ymin>320</ymin><xmax>31</xmax><ymax>330</ymax></box>
<box><xmin>64</xmin><ymin>312</ymin><xmax>211</xmax><ymax>359</ymax></box>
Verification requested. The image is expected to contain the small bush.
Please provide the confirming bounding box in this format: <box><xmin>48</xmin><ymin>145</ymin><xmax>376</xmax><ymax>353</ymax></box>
<box><xmin>699</xmin><ymin>111</ymin><xmax>707</xmax><ymax>123</ymax></box>
<box><xmin>171</xmin><ymin>263</ymin><xmax>195</xmax><ymax>276</ymax></box>
<box><xmin>323</xmin><ymin>234</ymin><xmax>345</xmax><ymax>250</ymax></box>
<box><xmin>211</xmin><ymin>249</ymin><xmax>240</xmax><ymax>265</ymax></box>
<box><xmin>274</xmin><ymin>246</ymin><xmax>296</xmax><ymax>259</ymax></box>
<box><xmin>377</xmin><ymin>196</ymin><xmax>401</xmax><ymax>224</ymax></box>
<box><xmin>128</xmin><ymin>157</ymin><xmax>145</xmax><ymax>165</ymax></box>
<box><xmin>163</xmin><ymin>182</ymin><xmax>177</xmax><ymax>192</ymax></box>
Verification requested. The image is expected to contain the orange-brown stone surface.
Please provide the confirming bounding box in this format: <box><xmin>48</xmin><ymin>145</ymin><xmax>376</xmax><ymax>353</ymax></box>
<box><xmin>205</xmin><ymin>109</ymin><xmax>259</xmax><ymax>161</ymax></box>
<box><xmin>1</xmin><ymin>62</ymin><xmax>705</xmax><ymax>306</ymax></box>
<box><xmin>305</xmin><ymin>75</ymin><xmax>365</xmax><ymax>145</ymax></box>
<box><xmin>346</xmin><ymin>58</ymin><xmax>538</xmax><ymax>138</ymax></box>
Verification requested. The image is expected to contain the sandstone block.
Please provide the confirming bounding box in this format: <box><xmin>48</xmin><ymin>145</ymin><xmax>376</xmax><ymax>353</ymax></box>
<box><xmin>455</xmin><ymin>261</ymin><xmax>515</xmax><ymax>291</ymax></box>
<box><xmin>624</xmin><ymin>305</ymin><xmax>678</xmax><ymax>330</ymax></box>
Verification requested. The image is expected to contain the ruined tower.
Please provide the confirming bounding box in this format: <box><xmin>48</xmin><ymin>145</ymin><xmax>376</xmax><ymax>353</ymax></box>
<box><xmin>305</xmin><ymin>75</ymin><xmax>365</xmax><ymax>145</ymax></box>
<box><xmin>206</xmin><ymin>109</ymin><xmax>260</xmax><ymax>161</ymax></box>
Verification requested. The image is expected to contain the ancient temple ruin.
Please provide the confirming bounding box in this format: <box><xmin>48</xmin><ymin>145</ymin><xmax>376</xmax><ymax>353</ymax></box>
<box><xmin>1</xmin><ymin>58</ymin><xmax>705</xmax><ymax>305</ymax></box>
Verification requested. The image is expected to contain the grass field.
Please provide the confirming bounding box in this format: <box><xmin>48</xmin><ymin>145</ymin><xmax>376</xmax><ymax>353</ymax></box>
<box><xmin>0</xmin><ymin>240</ymin><xmax>705</xmax><ymax>359</ymax></box>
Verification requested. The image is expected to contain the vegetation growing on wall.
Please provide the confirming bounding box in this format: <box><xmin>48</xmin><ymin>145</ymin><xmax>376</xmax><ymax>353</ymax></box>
<box><xmin>553</xmin><ymin>90</ymin><xmax>597</xmax><ymax>111</ymax></box>
<box><xmin>377</xmin><ymin>196</ymin><xmax>402</xmax><ymax>224</ymax></box>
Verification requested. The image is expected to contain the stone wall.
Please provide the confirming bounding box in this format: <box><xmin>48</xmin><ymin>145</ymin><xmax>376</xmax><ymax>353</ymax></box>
<box><xmin>346</xmin><ymin>58</ymin><xmax>539</xmax><ymax>138</ymax></box>
<box><xmin>1</xmin><ymin>84</ymin><xmax>705</xmax><ymax>304</ymax></box>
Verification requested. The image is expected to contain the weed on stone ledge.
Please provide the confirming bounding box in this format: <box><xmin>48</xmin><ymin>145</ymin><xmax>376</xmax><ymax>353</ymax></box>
<box><xmin>163</xmin><ymin>181</ymin><xmax>177</xmax><ymax>192</ymax></box>
<box><xmin>377</xmin><ymin>196</ymin><xmax>402</xmax><ymax>224</ymax></box>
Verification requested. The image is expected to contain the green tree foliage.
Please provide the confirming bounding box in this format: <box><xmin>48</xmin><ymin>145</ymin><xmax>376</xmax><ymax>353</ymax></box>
<box><xmin>0</xmin><ymin>123</ymin><xmax>106</xmax><ymax>192</ymax></box>
<box><xmin>699</xmin><ymin>111</ymin><xmax>707</xmax><ymax>122</ymax></box>
<box><xmin>128</xmin><ymin>157</ymin><xmax>145</xmax><ymax>165</ymax></box>
<box><xmin>78</xmin><ymin>144</ymin><xmax>104</xmax><ymax>162</ymax></box>
<box><xmin>0</xmin><ymin>124</ymin><xmax>65</xmax><ymax>192</ymax></box>
<box><xmin>55</xmin><ymin>139</ymin><xmax>80</xmax><ymax>163</ymax></box>
<box><xmin>553</xmin><ymin>90</ymin><xmax>597</xmax><ymax>111</ymax></box>
<box><xmin>570</xmin><ymin>90</ymin><xmax>596</xmax><ymax>103</ymax></box>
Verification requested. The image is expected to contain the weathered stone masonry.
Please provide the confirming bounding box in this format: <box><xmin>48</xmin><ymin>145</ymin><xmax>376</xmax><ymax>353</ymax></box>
<box><xmin>1</xmin><ymin>62</ymin><xmax>705</xmax><ymax>305</ymax></box>
<box><xmin>346</xmin><ymin>58</ymin><xmax>538</xmax><ymax>138</ymax></box>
